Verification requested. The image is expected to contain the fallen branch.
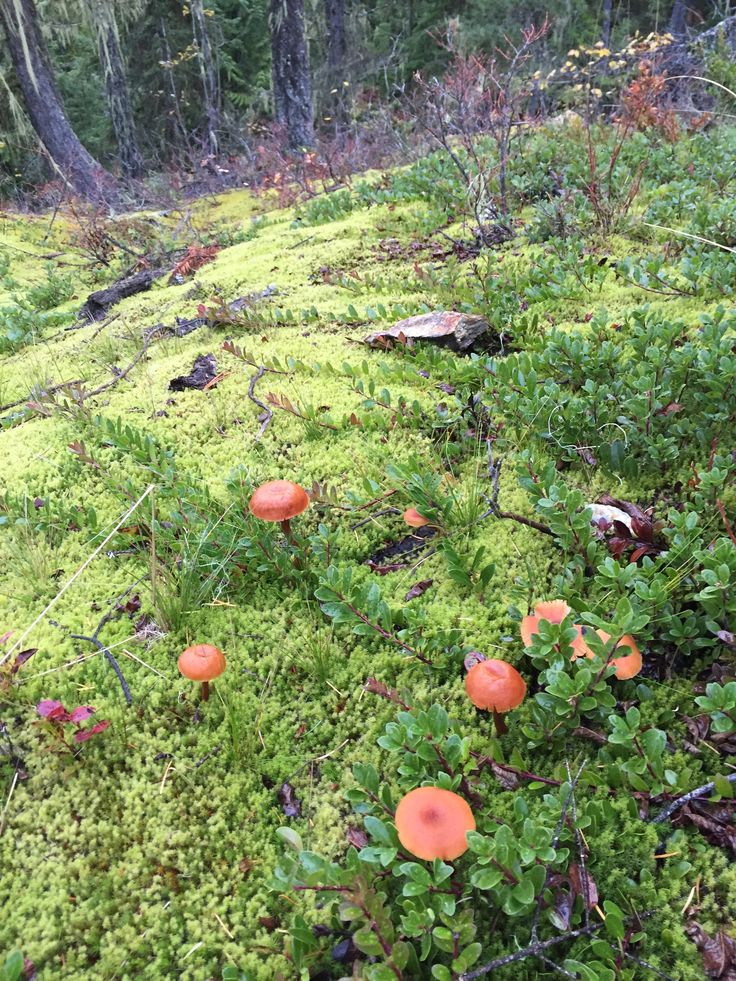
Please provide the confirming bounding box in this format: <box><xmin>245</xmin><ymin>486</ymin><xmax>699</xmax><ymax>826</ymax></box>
<box><xmin>650</xmin><ymin>771</ymin><xmax>736</xmax><ymax>825</ymax></box>
<box><xmin>459</xmin><ymin>923</ymin><xmax>602</xmax><ymax>979</ymax></box>
<box><xmin>69</xmin><ymin>632</ymin><xmax>132</xmax><ymax>706</ymax></box>
<box><xmin>247</xmin><ymin>366</ymin><xmax>273</xmax><ymax>441</ymax></box>
<box><xmin>67</xmin><ymin>581</ymin><xmax>146</xmax><ymax>707</ymax></box>
<box><xmin>81</xmin><ymin>324</ymin><xmax>166</xmax><ymax>400</ymax></box>
<box><xmin>481</xmin><ymin>449</ymin><xmax>554</xmax><ymax>536</ymax></box>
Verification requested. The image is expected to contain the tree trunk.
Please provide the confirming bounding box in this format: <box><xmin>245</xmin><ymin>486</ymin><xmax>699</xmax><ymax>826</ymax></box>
<box><xmin>324</xmin><ymin>0</ymin><xmax>348</xmax><ymax>135</ymax></box>
<box><xmin>87</xmin><ymin>0</ymin><xmax>144</xmax><ymax>178</ymax></box>
<box><xmin>270</xmin><ymin>0</ymin><xmax>314</xmax><ymax>149</ymax></box>
<box><xmin>0</xmin><ymin>0</ymin><xmax>117</xmax><ymax>201</ymax></box>
<box><xmin>669</xmin><ymin>0</ymin><xmax>689</xmax><ymax>36</ymax></box>
<box><xmin>190</xmin><ymin>0</ymin><xmax>220</xmax><ymax>157</ymax></box>
<box><xmin>601</xmin><ymin>0</ymin><xmax>613</xmax><ymax>46</ymax></box>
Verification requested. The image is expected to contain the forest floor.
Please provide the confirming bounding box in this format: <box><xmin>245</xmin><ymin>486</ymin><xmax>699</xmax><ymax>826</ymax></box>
<box><xmin>0</xmin><ymin>120</ymin><xmax>735</xmax><ymax>981</ymax></box>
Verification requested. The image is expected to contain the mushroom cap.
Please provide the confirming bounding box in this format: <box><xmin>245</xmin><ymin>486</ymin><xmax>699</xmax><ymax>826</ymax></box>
<box><xmin>520</xmin><ymin>599</ymin><xmax>590</xmax><ymax>656</ymax></box>
<box><xmin>395</xmin><ymin>786</ymin><xmax>475</xmax><ymax>861</ymax></box>
<box><xmin>249</xmin><ymin>480</ymin><xmax>310</xmax><ymax>522</ymax></box>
<box><xmin>465</xmin><ymin>658</ymin><xmax>527</xmax><ymax>713</ymax></box>
<box><xmin>178</xmin><ymin>644</ymin><xmax>227</xmax><ymax>682</ymax></box>
<box><xmin>596</xmin><ymin>630</ymin><xmax>642</xmax><ymax>680</ymax></box>
<box><xmin>403</xmin><ymin>507</ymin><xmax>430</xmax><ymax>528</ymax></box>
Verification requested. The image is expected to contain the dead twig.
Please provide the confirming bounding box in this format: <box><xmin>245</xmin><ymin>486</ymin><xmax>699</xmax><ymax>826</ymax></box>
<box><xmin>650</xmin><ymin>772</ymin><xmax>736</xmax><ymax>825</ymax></box>
<box><xmin>459</xmin><ymin>923</ymin><xmax>602</xmax><ymax>979</ymax></box>
<box><xmin>350</xmin><ymin>507</ymin><xmax>401</xmax><ymax>530</ymax></box>
<box><xmin>481</xmin><ymin>447</ymin><xmax>554</xmax><ymax>536</ymax></box>
<box><xmin>67</xmin><ymin>580</ymin><xmax>147</xmax><ymax>707</ymax></box>
<box><xmin>247</xmin><ymin>366</ymin><xmax>273</xmax><ymax>441</ymax></box>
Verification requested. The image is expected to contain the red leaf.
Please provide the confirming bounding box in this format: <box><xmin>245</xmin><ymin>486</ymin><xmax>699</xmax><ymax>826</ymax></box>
<box><xmin>656</xmin><ymin>402</ymin><xmax>684</xmax><ymax>416</ymax></box>
<box><xmin>404</xmin><ymin>579</ymin><xmax>433</xmax><ymax>602</ymax></box>
<box><xmin>73</xmin><ymin>720</ymin><xmax>110</xmax><ymax>743</ymax></box>
<box><xmin>69</xmin><ymin>706</ymin><xmax>96</xmax><ymax>723</ymax></box>
<box><xmin>10</xmin><ymin>648</ymin><xmax>37</xmax><ymax>675</ymax></box>
<box><xmin>36</xmin><ymin>700</ymin><xmax>70</xmax><ymax>721</ymax></box>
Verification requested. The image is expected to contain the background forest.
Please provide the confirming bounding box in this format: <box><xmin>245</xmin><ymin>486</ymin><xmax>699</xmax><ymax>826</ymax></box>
<box><xmin>0</xmin><ymin>0</ymin><xmax>734</xmax><ymax>200</ymax></box>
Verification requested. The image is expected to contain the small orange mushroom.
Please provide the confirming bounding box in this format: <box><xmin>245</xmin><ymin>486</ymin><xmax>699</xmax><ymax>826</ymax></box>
<box><xmin>178</xmin><ymin>643</ymin><xmax>226</xmax><ymax>702</ymax></box>
<box><xmin>403</xmin><ymin>507</ymin><xmax>430</xmax><ymax>529</ymax></box>
<box><xmin>465</xmin><ymin>658</ymin><xmax>527</xmax><ymax>735</ymax></box>
<box><xmin>395</xmin><ymin>786</ymin><xmax>475</xmax><ymax>861</ymax></box>
<box><xmin>249</xmin><ymin>479</ymin><xmax>310</xmax><ymax>543</ymax></box>
<box><xmin>593</xmin><ymin>630</ymin><xmax>642</xmax><ymax>680</ymax></box>
<box><xmin>520</xmin><ymin>599</ymin><xmax>590</xmax><ymax>657</ymax></box>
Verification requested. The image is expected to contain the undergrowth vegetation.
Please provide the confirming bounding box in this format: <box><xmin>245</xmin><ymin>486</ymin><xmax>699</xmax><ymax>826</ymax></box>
<box><xmin>0</xmin><ymin>113</ymin><xmax>735</xmax><ymax>981</ymax></box>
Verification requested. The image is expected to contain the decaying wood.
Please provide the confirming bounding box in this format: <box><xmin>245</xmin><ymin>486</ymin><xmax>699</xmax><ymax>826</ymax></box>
<box><xmin>78</xmin><ymin>268</ymin><xmax>167</xmax><ymax>321</ymax></box>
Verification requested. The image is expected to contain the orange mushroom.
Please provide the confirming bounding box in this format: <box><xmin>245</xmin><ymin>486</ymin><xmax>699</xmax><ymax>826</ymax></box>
<box><xmin>520</xmin><ymin>599</ymin><xmax>590</xmax><ymax>657</ymax></box>
<box><xmin>465</xmin><ymin>658</ymin><xmax>527</xmax><ymax>735</ymax></box>
<box><xmin>178</xmin><ymin>643</ymin><xmax>226</xmax><ymax>702</ymax></box>
<box><xmin>249</xmin><ymin>479</ymin><xmax>310</xmax><ymax>543</ymax></box>
<box><xmin>395</xmin><ymin>786</ymin><xmax>475</xmax><ymax>861</ymax></box>
<box><xmin>403</xmin><ymin>507</ymin><xmax>430</xmax><ymax>529</ymax></box>
<box><xmin>591</xmin><ymin>630</ymin><xmax>643</xmax><ymax>681</ymax></box>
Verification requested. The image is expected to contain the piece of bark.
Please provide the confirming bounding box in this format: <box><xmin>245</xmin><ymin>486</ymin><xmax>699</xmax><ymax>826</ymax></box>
<box><xmin>364</xmin><ymin>311</ymin><xmax>490</xmax><ymax>352</ymax></box>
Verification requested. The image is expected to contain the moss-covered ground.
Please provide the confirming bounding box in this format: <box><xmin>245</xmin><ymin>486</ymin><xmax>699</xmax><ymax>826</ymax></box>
<box><xmin>0</xmin><ymin>123</ymin><xmax>734</xmax><ymax>979</ymax></box>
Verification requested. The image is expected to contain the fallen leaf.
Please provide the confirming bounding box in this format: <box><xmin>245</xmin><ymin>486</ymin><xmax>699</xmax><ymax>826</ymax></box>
<box><xmin>346</xmin><ymin>826</ymin><xmax>368</xmax><ymax>849</ymax></box>
<box><xmin>116</xmin><ymin>595</ymin><xmax>142</xmax><ymax>616</ymax></box>
<box><xmin>404</xmin><ymin>579</ymin><xmax>433</xmax><ymax>602</ymax></box>
<box><xmin>239</xmin><ymin>857</ymin><xmax>255</xmax><ymax>875</ymax></box>
<box><xmin>258</xmin><ymin>915</ymin><xmax>280</xmax><ymax>930</ymax></box>
<box><xmin>9</xmin><ymin>648</ymin><xmax>37</xmax><ymax>675</ymax></box>
<box><xmin>464</xmin><ymin>651</ymin><xmax>487</xmax><ymax>671</ymax></box>
<box><xmin>550</xmin><ymin>887</ymin><xmax>573</xmax><ymax>931</ymax></box>
<box><xmin>676</xmin><ymin>801</ymin><xmax>736</xmax><ymax>854</ymax></box>
<box><xmin>278</xmin><ymin>781</ymin><xmax>302</xmax><ymax>818</ymax></box>
<box><xmin>366</xmin><ymin>560</ymin><xmax>404</xmax><ymax>575</ymax></box>
<box><xmin>686</xmin><ymin>922</ymin><xmax>736</xmax><ymax>978</ymax></box>
<box><xmin>571</xmin><ymin>725</ymin><xmax>607</xmax><ymax>745</ymax></box>
<box><xmin>363</xmin><ymin>677</ymin><xmax>411</xmax><ymax>709</ymax></box>
<box><xmin>331</xmin><ymin>937</ymin><xmax>357</xmax><ymax>964</ymax></box>
<box><xmin>569</xmin><ymin>863</ymin><xmax>598</xmax><ymax>911</ymax></box>
<box><xmin>489</xmin><ymin>761</ymin><xmax>519</xmax><ymax>791</ymax></box>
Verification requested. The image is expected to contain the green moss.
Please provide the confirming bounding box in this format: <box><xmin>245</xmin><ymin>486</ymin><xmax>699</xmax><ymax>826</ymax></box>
<box><xmin>1</xmin><ymin>129</ymin><xmax>735</xmax><ymax>979</ymax></box>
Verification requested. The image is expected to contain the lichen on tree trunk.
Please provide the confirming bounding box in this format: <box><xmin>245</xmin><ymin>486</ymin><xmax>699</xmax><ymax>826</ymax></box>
<box><xmin>85</xmin><ymin>0</ymin><xmax>144</xmax><ymax>179</ymax></box>
<box><xmin>0</xmin><ymin>0</ymin><xmax>118</xmax><ymax>201</ymax></box>
<box><xmin>269</xmin><ymin>0</ymin><xmax>314</xmax><ymax>150</ymax></box>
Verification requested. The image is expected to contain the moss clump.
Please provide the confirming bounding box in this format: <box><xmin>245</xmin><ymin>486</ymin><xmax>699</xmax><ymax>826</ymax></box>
<box><xmin>1</xmin><ymin>123</ymin><xmax>735</xmax><ymax>979</ymax></box>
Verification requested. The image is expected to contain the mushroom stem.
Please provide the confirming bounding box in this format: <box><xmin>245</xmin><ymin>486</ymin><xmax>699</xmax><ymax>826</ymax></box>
<box><xmin>492</xmin><ymin>709</ymin><xmax>508</xmax><ymax>736</ymax></box>
<box><xmin>201</xmin><ymin>681</ymin><xmax>210</xmax><ymax>702</ymax></box>
<box><xmin>280</xmin><ymin>518</ymin><xmax>294</xmax><ymax>543</ymax></box>
<box><xmin>280</xmin><ymin>517</ymin><xmax>303</xmax><ymax>569</ymax></box>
